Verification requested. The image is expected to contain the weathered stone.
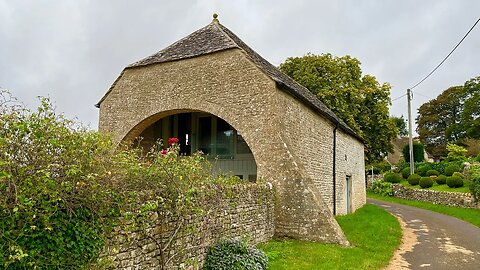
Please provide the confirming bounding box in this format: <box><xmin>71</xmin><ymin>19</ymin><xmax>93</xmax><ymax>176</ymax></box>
<box><xmin>393</xmin><ymin>184</ymin><xmax>479</xmax><ymax>208</ymax></box>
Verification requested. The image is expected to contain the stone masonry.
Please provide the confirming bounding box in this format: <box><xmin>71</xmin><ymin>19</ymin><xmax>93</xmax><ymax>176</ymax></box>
<box><xmin>97</xmin><ymin>17</ymin><xmax>366</xmax><ymax>245</ymax></box>
<box><xmin>100</xmin><ymin>184</ymin><xmax>275</xmax><ymax>269</ymax></box>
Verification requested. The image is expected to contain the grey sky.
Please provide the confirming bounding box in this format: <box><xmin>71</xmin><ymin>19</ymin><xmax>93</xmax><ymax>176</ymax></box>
<box><xmin>1</xmin><ymin>0</ymin><xmax>479</xmax><ymax>132</ymax></box>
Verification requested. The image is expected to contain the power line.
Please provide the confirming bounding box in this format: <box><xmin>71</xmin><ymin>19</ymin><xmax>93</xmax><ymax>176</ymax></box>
<box><xmin>412</xmin><ymin>91</ymin><xmax>433</xmax><ymax>100</ymax></box>
<box><xmin>409</xmin><ymin>17</ymin><xmax>480</xmax><ymax>90</ymax></box>
<box><xmin>391</xmin><ymin>93</ymin><xmax>407</xmax><ymax>102</ymax></box>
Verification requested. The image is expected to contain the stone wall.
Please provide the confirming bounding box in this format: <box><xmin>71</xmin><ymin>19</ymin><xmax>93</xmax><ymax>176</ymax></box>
<box><xmin>366</xmin><ymin>174</ymin><xmax>383</xmax><ymax>189</ymax></box>
<box><xmin>392</xmin><ymin>184</ymin><xmax>479</xmax><ymax>208</ymax></box>
<box><xmin>99</xmin><ymin>183</ymin><xmax>275</xmax><ymax>269</ymax></box>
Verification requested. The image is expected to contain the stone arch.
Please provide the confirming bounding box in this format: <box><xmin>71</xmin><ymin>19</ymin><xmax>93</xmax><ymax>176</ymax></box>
<box><xmin>122</xmin><ymin>108</ymin><xmax>260</xmax><ymax>180</ymax></box>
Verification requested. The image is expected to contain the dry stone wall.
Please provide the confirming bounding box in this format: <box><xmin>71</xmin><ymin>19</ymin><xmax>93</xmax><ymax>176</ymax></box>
<box><xmin>392</xmin><ymin>184</ymin><xmax>479</xmax><ymax>208</ymax></box>
<box><xmin>99</xmin><ymin>184</ymin><xmax>275</xmax><ymax>269</ymax></box>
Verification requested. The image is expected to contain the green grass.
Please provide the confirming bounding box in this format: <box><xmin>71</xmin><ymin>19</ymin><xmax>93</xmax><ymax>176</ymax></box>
<box><xmin>368</xmin><ymin>191</ymin><xmax>480</xmax><ymax>228</ymax></box>
<box><xmin>399</xmin><ymin>179</ymin><xmax>471</xmax><ymax>193</ymax></box>
<box><xmin>258</xmin><ymin>204</ymin><xmax>401</xmax><ymax>270</ymax></box>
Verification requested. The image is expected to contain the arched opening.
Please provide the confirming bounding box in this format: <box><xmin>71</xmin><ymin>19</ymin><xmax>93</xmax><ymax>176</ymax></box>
<box><xmin>134</xmin><ymin>111</ymin><xmax>257</xmax><ymax>181</ymax></box>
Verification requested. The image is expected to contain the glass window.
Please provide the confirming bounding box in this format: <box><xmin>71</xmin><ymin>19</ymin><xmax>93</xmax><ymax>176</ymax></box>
<box><xmin>216</xmin><ymin>118</ymin><xmax>234</xmax><ymax>158</ymax></box>
<box><xmin>198</xmin><ymin>116</ymin><xmax>212</xmax><ymax>155</ymax></box>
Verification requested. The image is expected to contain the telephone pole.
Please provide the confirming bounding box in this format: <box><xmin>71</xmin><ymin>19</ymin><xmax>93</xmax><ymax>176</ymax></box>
<box><xmin>407</xmin><ymin>89</ymin><xmax>414</xmax><ymax>174</ymax></box>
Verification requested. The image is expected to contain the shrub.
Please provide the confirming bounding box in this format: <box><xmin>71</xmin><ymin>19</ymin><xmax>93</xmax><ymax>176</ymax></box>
<box><xmin>470</xmin><ymin>165</ymin><xmax>480</xmax><ymax>201</ymax></box>
<box><xmin>419</xmin><ymin>177</ymin><xmax>434</xmax><ymax>188</ymax></box>
<box><xmin>0</xmin><ymin>94</ymin><xmax>241</xmax><ymax>269</ymax></box>
<box><xmin>407</xmin><ymin>174</ymin><xmax>421</xmax><ymax>186</ymax></box>
<box><xmin>447</xmin><ymin>176</ymin><xmax>464</xmax><ymax>188</ymax></box>
<box><xmin>204</xmin><ymin>239</ymin><xmax>268</xmax><ymax>270</ymax></box>
<box><xmin>446</xmin><ymin>143</ymin><xmax>467</xmax><ymax>161</ymax></box>
<box><xmin>402</xmin><ymin>142</ymin><xmax>425</xmax><ymax>162</ymax></box>
<box><xmin>426</xmin><ymin>170</ymin><xmax>439</xmax><ymax>176</ymax></box>
<box><xmin>452</xmin><ymin>172</ymin><xmax>465</xmax><ymax>179</ymax></box>
<box><xmin>384</xmin><ymin>172</ymin><xmax>402</xmax><ymax>183</ymax></box>
<box><xmin>445</xmin><ymin>164</ymin><xmax>461</xmax><ymax>176</ymax></box>
<box><xmin>401</xmin><ymin>167</ymin><xmax>411</xmax><ymax>179</ymax></box>
<box><xmin>366</xmin><ymin>161</ymin><xmax>391</xmax><ymax>175</ymax></box>
<box><xmin>436</xmin><ymin>175</ymin><xmax>447</xmax><ymax>185</ymax></box>
<box><xmin>476</xmin><ymin>153</ymin><xmax>480</xmax><ymax>162</ymax></box>
<box><xmin>371</xmin><ymin>181</ymin><xmax>394</xmax><ymax>196</ymax></box>
<box><xmin>416</xmin><ymin>165</ymin><xmax>430</xmax><ymax>177</ymax></box>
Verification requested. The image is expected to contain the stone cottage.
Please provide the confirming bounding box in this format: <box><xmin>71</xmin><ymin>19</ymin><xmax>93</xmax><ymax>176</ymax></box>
<box><xmin>96</xmin><ymin>15</ymin><xmax>366</xmax><ymax>245</ymax></box>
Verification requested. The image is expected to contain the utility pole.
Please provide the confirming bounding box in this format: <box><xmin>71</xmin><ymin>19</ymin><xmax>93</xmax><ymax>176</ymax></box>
<box><xmin>407</xmin><ymin>89</ymin><xmax>415</xmax><ymax>175</ymax></box>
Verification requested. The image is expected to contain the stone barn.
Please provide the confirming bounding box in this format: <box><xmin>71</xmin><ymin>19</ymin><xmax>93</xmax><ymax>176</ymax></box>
<box><xmin>96</xmin><ymin>15</ymin><xmax>366</xmax><ymax>245</ymax></box>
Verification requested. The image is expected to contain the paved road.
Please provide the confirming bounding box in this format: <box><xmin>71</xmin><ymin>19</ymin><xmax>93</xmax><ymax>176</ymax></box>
<box><xmin>368</xmin><ymin>198</ymin><xmax>480</xmax><ymax>270</ymax></box>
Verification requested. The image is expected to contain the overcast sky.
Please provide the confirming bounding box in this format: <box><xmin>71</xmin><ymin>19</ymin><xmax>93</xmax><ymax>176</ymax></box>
<box><xmin>1</xmin><ymin>1</ymin><xmax>479</xmax><ymax>132</ymax></box>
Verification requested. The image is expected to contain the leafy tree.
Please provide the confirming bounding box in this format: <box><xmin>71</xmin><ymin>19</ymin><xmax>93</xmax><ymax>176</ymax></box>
<box><xmin>391</xmin><ymin>115</ymin><xmax>408</xmax><ymax>137</ymax></box>
<box><xmin>402</xmin><ymin>142</ymin><xmax>425</xmax><ymax>162</ymax></box>
<box><xmin>445</xmin><ymin>143</ymin><xmax>467</xmax><ymax>161</ymax></box>
<box><xmin>462</xmin><ymin>76</ymin><xmax>480</xmax><ymax>138</ymax></box>
<box><xmin>279</xmin><ymin>53</ymin><xmax>397</xmax><ymax>162</ymax></box>
<box><xmin>417</xmin><ymin>75</ymin><xmax>480</xmax><ymax>158</ymax></box>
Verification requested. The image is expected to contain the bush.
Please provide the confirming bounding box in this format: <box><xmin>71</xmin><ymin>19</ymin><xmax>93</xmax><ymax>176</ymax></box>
<box><xmin>452</xmin><ymin>172</ymin><xmax>465</xmax><ymax>179</ymax></box>
<box><xmin>383</xmin><ymin>172</ymin><xmax>402</xmax><ymax>183</ymax></box>
<box><xmin>0</xmin><ymin>94</ymin><xmax>241</xmax><ymax>269</ymax></box>
<box><xmin>402</xmin><ymin>142</ymin><xmax>425</xmax><ymax>163</ymax></box>
<box><xmin>476</xmin><ymin>153</ymin><xmax>480</xmax><ymax>162</ymax></box>
<box><xmin>407</xmin><ymin>174</ymin><xmax>421</xmax><ymax>186</ymax></box>
<box><xmin>370</xmin><ymin>181</ymin><xmax>394</xmax><ymax>196</ymax></box>
<box><xmin>204</xmin><ymin>239</ymin><xmax>268</xmax><ymax>270</ymax></box>
<box><xmin>445</xmin><ymin>164</ymin><xmax>461</xmax><ymax>176</ymax></box>
<box><xmin>470</xmin><ymin>165</ymin><xmax>480</xmax><ymax>201</ymax></box>
<box><xmin>447</xmin><ymin>176</ymin><xmax>464</xmax><ymax>188</ymax></box>
<box><xmin>416</xmin><ymin>165</ymin><xmax>430</xmax><ymax>177</ymax></box>
<box><xmin>419</xmin><ymin>177</ymin><xmax>434</xmax><ymax>188</ymax></box>
<box><xmin>436</xmin><ymin>175</ymin><xmax>447</xmax><ymax>185</ymax></box>
<box><xmin>426</xmin><ymin>170</ymin><xmax>439</xmax><ymax>176</ymax></box>
<box><xmin>366</xmin><ymin>161</ymin><xmax>391</xmax><ymax>175</ymax></box>
<box><xmin>401</xmin><ymin>167</ymin><xmax>411</xmax><ymax>179</ymax></box>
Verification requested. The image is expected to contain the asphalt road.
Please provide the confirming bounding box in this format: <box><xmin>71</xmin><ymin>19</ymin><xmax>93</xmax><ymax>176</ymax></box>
<box><xmin>368</xmin><ymin>198</ymin><xmax>480</xmax><ymax>270</ymax></box>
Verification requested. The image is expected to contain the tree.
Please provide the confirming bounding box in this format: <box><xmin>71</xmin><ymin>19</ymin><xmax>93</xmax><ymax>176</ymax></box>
<box><xmin>279</xmin><ymin>53</ymin><xmax>397</xmax><ymax>162</ymax></box>
<box><xmin>402</xmin><ymin>142</ymin><xmax>425</xmax><ymax>162</ymax></box>
<box><xmin>391</xmin><ymin>115</ymin><xmax>408</xmax><ymax>137</ymax></box>
<box><xmin>417</xmin><ymin>75</ymin><xmax>480</xmax><ymax>158</ymax></box>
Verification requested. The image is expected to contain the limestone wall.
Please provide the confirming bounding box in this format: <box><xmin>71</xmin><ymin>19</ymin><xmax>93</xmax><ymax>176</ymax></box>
<box><xmin>100</xmin><ymin>184</ymin><xmax>275</xmax><ymax>269</ymax></box>
<box><xmin>393</xmin><ymin>184</ymin><xmax>479</xmax><ymax>208</ymax></box>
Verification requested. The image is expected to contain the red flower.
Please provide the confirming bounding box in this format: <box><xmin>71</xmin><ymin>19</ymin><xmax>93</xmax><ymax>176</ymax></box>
<box><xmin>160</xmin><ymin>149</ymin><xmax>168</xmax><ymax>155</ymax></box>
<box><xmin>168</xmin><ymin>137</ymin><xmax>179</xmax><ymax>145</ymax></box>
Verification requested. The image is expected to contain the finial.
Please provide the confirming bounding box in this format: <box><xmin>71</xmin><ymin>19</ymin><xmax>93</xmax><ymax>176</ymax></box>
<box><xmin>212</xmin><ymin>13</ymin><xmax>219</xmax><ymax>23</ymax></box>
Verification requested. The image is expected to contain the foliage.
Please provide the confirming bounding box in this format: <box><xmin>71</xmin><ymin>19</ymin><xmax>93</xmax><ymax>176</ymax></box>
<box><xmin>279</xmin><ymin>53</ymin><xmax>397</xmax><ymax>162</ymax></box>
<box><xmin>402</xmin><ymin>142</ymin><xmax>425</xmax><ymax>163</ymax></box>
<box><xmin>416</xmin><ymin>165</ymin><xmax>430</xmax><ymax>176</ymax></box>
<box><xmin>370</xmin><ymin>181</ymin><xmax>394</xmax><ymax>196</ymax></box>
<box><xmin>445</xmin><ymin>164</ymin><xmax>461</xmax><ymax>176</ymax></box>
<box><xmin>401</xmin><ymin>167</ymin><xmax>411</xmax><ymax>179</ymax></box>
<box><xmin>452</xmin><ymin>172</ymin><xmax>465</xmax><ymax>179</ymax></box>
<box><xmin>383</xmin><ymin>172</ymin><xmax>401</xmax><ymax>183</ymax></box>
<box><xmin>366</xmin><ymin>160</ymin><xmax>391</xmax><ymax>175</ymax></box>
<box><xmin>259</xmin><ymin>204</ymin><xmax>401</xmax><ymax>270</ymax></box>
<box><xmin>407</xmin><ymin>174</ymin><xmax>421</xmax><ymax>186</ymax></box>
<box><xmin>391</xmin><ymin>115</ymin><xmax>408</xmax><ymax>137</ymax></box>
<box><xmin>447</xmin><ymin>176</ymin><xmax>464</xmax><ymax>188</ymax></box>
<box><xmin>436</xmin><ymin>175</ymin><xmax>447</xmax><ymax>185</ymax></box>
<box><xmin>204</xmin><ymin>239</ymin><xmax>268</xmax><ymax>270</ymax></box>
<box><xmin>417</xmin><ymin>76</ymin><xmax>480</xmax><ymax>158</ymax></box>
<box><xmin>446</xmin><ymin>143</ymin><xmax>467</xmax><ymax>161</ymax></box>
<box><xmin>426</xmin><ymin>170</ymin><xmax>439</xmax><ymax>177</ymax></box>
<box><xmin>469</xmin><ymin>165</ymin><xmax>480</xmax><ymax>201</ymax></box>
<box><xmin>419</xmin><ymin>177</ymin><xmax>434</xmax><ymax>188</ymax></box>
<box><xmin>476</xmin><ymin>153</ymin><xmax>480</xmax><ymax>162</ymax></box>
<box><xmin>0</xmin><ymin>94</ymin><xmax>241</xmax><ymax>269</ymax></box>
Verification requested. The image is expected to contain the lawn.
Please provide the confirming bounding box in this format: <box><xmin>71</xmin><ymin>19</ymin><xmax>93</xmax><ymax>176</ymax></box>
<box><xmin>258</xmin><ymin>204</ymin><xmax>401</xmax><ymax>270</ymax></box>
<box><xmin>398</xmin><ymin>179</ymin><xmax>471</xmax><ymax>193</ymax></box>
<box><xmin>368</xmin><ymin>191</ymin><xmax>480</xmax><ymax>228</ymax></box>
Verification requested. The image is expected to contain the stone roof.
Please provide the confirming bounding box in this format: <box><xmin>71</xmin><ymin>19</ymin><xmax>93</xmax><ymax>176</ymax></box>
<box><xmin>96</xmin><ymin>16</ymin><xmax>362</xmax><ymax>142</ymax></box>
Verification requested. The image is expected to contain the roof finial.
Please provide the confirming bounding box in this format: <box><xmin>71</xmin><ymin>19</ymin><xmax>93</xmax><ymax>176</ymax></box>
<box><xmin>212</xmin><ymin>13</ymin><xmax>219</xmax><ymax>23</ymax></box>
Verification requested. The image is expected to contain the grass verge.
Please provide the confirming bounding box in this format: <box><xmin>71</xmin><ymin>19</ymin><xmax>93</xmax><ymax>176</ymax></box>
<box><xmin>368</xmin><ymin>191</ymin><xmax>480</xmax><ymax>228</ymax></box>
<box><xmin>258</xmin><ymin>204</ymin><xmax>401</xmax><ymax>270</ymax></box>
